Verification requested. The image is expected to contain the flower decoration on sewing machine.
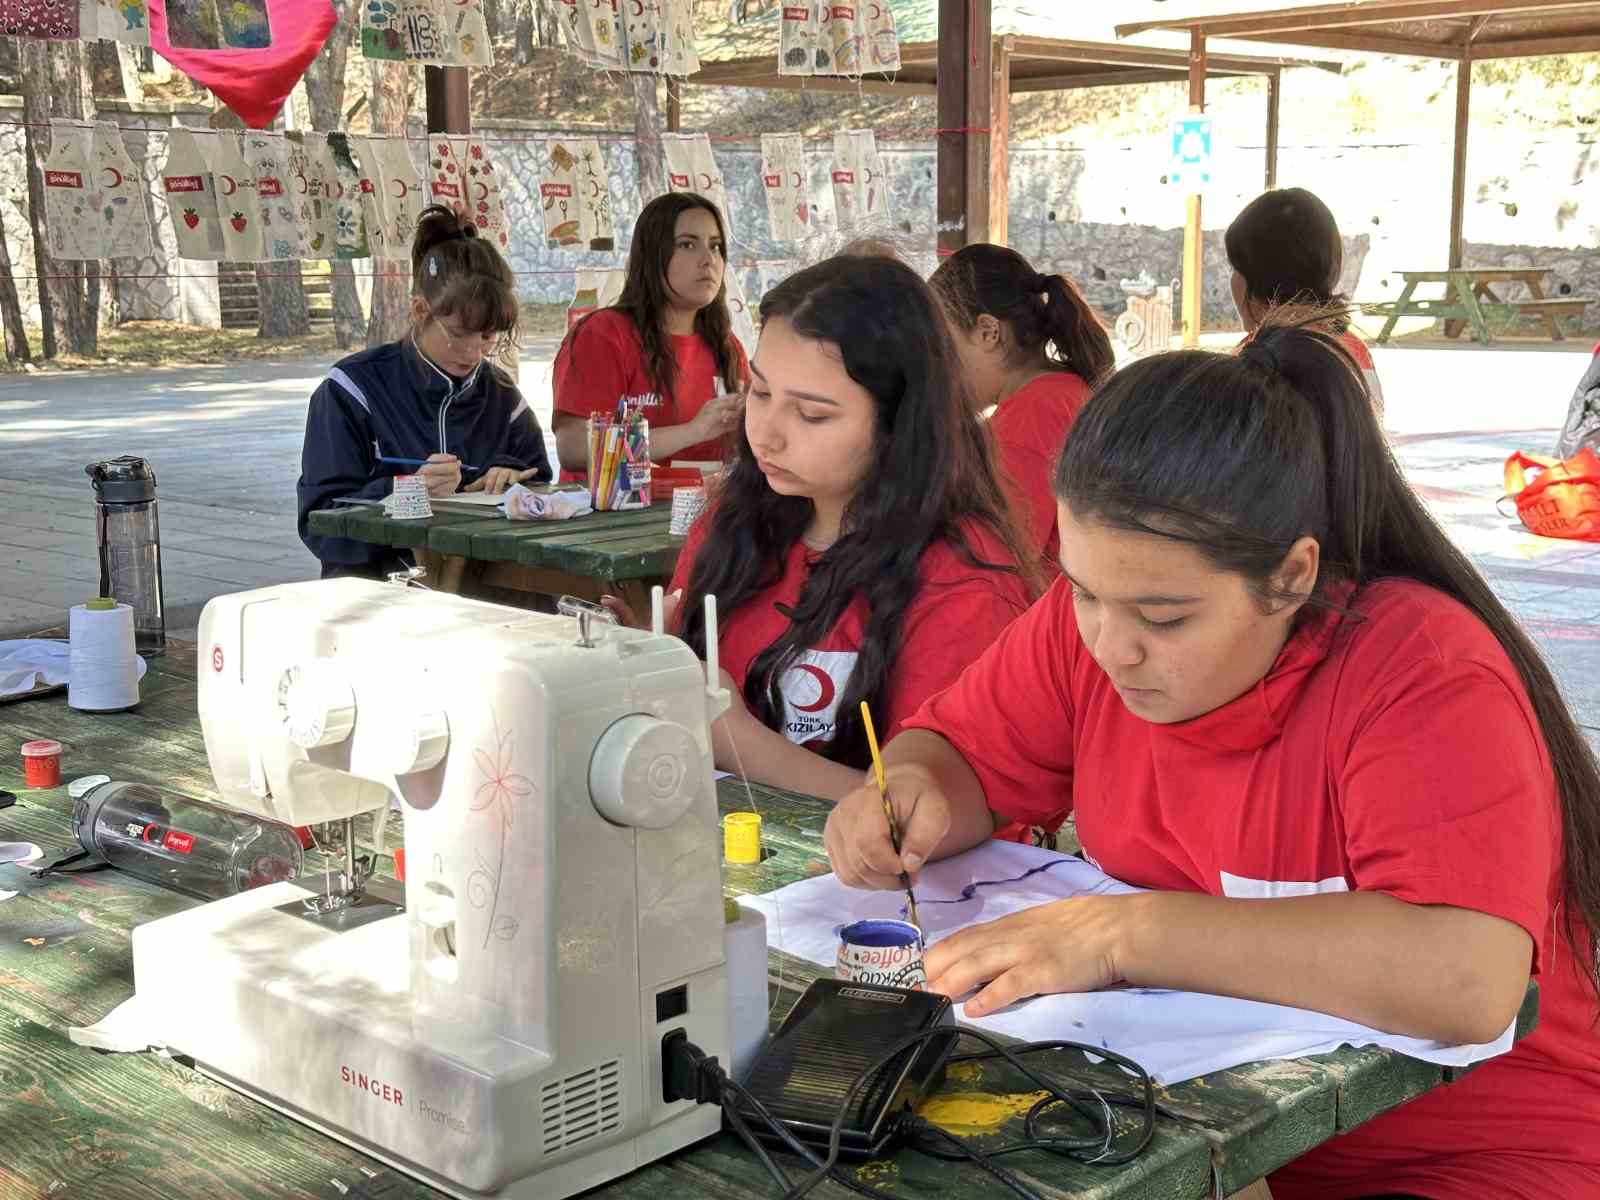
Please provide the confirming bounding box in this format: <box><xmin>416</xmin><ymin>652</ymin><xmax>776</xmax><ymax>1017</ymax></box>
<box><xmin>470</xmin><ymin>711</ymin><xmax>530</xmax><ymax>946</ymax></box>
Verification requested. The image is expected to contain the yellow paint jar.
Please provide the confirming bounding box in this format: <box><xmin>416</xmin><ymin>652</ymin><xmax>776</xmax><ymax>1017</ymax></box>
<box><xmin>724</xmin><ymin>811</ymin><xmax>762</xmax><ymax>864</ymax></box>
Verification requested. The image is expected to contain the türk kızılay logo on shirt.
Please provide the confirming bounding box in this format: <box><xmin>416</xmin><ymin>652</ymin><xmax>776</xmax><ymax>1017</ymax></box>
<box><xmin>777</xmin><ymin>649</ymin><xmax>858</xmax><ymax>745</ymax></box>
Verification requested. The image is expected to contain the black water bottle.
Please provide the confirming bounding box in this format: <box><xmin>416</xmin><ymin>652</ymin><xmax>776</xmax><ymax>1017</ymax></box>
<box><xmin>86</xmin><ymin>456</ymin><xmax>167</xmax><ymax>655</ymax></box>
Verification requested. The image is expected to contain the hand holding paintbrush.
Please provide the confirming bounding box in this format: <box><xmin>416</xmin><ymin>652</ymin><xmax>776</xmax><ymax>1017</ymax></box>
<box><xmin>858</xmin><ymin>700</ymin><xmax>922</xmax><ymax>935</ymax></box>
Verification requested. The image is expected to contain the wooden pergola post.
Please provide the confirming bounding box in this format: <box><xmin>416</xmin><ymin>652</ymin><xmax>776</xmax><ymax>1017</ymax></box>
<box><xmin>666</xmin><ymin>76</ymin><xmax>682</xmax><ymax>133</ymax></box>
<box><xmin>1181</xmin><ymin>29</ymin><xmax>1207</xmax><ymax>347</ymax></box>
<box><xmin>991</xmin><ymin>35</ymin><xmax>1013</xmax><ymax>245</ymax></box>
<box><xmin>937</xmin><ymin>0</ymin><xmax>991</xmax><ymax>253</ymax></box>
<box><xmin>424</xmin><ymin>66</ymin><xmax>471</xmax><ymax>135</ymax></box>
<box><xmin>1265</xmin><ymin>68</ymin><xmax>1281</xmax><ymax>189</ymax></box>
<box><xmin>1448</xmin><ymin>41</ymin><xmax>1473</xmax><ymax>268</ymax></box>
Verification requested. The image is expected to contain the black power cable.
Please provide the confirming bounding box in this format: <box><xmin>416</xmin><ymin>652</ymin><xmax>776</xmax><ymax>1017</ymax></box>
<box><xmin>666</xmin><ymin>1024</ymin><xmax>1161</xmax><ymax>1200</ymax></box>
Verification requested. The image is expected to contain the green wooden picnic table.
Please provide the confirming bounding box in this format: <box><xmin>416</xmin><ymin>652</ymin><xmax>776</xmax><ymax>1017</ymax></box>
<box><xmin>1367</xmin><ymin>267</ymin><xmax>1590</xmax><ymax>345</ymax></box>
<box><xmin>307</xmin><ymin>493</ymin><xmax>680</xmax><ymax>615</ymax></box>
<box><xmin>0</xmin><ymin>644</ymin><xmax>1537</xmax><ymax>1200</ymax></box>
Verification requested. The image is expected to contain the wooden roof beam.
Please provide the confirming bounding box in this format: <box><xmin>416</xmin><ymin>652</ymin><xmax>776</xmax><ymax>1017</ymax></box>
<box><xmin>1231</xmin><ymin>28</ymin><xmax>1466</xmax><ymax>56</ymax></box>
<box><xmin>1118</xmin><ymin>0</ymin><xmax>1600</xmax><ymax>39</ymax></box>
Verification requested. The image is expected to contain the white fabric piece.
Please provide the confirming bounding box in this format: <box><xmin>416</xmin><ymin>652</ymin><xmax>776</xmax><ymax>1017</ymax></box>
<box><xmin>161</xmin><ymin>127</ymin><xmax>225</xmax><ymax>260</ymax></box>
<box><xmin>204</xmin><ymin>130</ymin><xmax>267</xmax><ymax>262</ymax></box>
<box><xmin>293</xmin><ymin>132</ymin><xmax>339</xmax><ymax>259</ymax></box>
<box><xmin>779</xmin><ymin>1</ymin><xmax>823</xmax><ymax>76</ymax></box>
<box><xmin>351</xmin><ymin>135</ymin><xmax>397</xmax><ymax>261</ymax></box>
<box><xmin>739</xmin><ymin>839</ymin><xmax>1518</xmax><ymax>1086</ymax></box>
<box><xmin>504</xmin><ymin>485</ymin><xmax>593</xmax><ymax>522</ymax></box>
<box><xmin>831</xmin><ymin>129</ymin><xmax>888</xmax><ymax>231</ymax></box>
<box><xmin>0</xmin><ymin>639</ymin><xmax>147</xmax><ymax>698</ymax></box>
<box><xmin>662</xmin><ymin>133</ymin><xmax>729</xmax><ymax>236</ymax></box>
<box><xmin>67</xmin><ymin>995</ymin><xmax>166</xmax><ymax>1054</ymax></box>
<box><xmin>92</xmin><ymin>123</ymin><xmax>157</xmax><ymax>259</ymax></box>
<box><xmin>373</xmin><ymin>136</ymin><xmax>426</xmax><ymax>259</ymax></box>
<box><xmin>448</xmin><ymin>137</ymin><xmax>511</xmax><ymax>256</ymax></box>
<box><xmin>0</xmin><ymin>843</ymin><xmax>43</xmax><ymax>865</ymax></box>
<box><xmin>82</xmin><ymin>0</ymin><xmax>151</xmax><ymax>44</ymax></box>
<box><xmin>760</xmin><ymin>133</ymin><xmax>811</xmax><ymax>243</ymax></box>
<box><xmin>244</xmin><ymin>131</ymin><xmax>308</xmax><ymax>261</ymax></box>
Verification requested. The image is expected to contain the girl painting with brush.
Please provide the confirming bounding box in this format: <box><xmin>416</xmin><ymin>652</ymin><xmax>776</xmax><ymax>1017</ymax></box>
<box><xmin>297</xmin><ymin>204</ymin><xmax>551</xmax><ymax>579</ymax></box>
<box><xmin>825</xmin><ymin>319</ymin><xmax>1600</xmax><ymax>1199</ymax></box>
<box><xmin>551</xmin><ymin>191</ymin><xmax>748</xmax><ymax>481</ymax></box>
<box><xmin>630</xmin><ymin>254</ymin><xmax>1039</xmax><ymax>802</ymax></box>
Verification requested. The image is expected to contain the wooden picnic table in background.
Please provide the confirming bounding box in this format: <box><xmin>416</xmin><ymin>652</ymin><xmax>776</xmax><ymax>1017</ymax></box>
<box><xmin>308</xmin><ymin>494</ymin><xmax>680</xmax><ymax>615</ymax></box>
<box><xmin>0</xmin><ymin>647</ymin><xmax>1538</xmax><ymax>1200</ymax></box>
<box><xmin>1367</xmin><ymin>268</ymin><xmax>1591</xmax><ymax>345</ymax></box>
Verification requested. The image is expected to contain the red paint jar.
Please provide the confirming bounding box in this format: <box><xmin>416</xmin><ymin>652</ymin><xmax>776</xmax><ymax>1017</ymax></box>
<box><xmin>21</xmin><ymin>740</ymin><xmax>63</xmax><ymax>788</ymax></box>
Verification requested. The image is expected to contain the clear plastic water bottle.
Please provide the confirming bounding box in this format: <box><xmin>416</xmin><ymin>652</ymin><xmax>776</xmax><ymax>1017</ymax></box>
<box><xmin>72</xmin><ymin>781</ymin><xmax>305</xmax><ymax>901</ymax></box>
<box><xmin>86</xmin><ymin>456</ymin><xmax>166</xmax><ymax>655</ymax></box>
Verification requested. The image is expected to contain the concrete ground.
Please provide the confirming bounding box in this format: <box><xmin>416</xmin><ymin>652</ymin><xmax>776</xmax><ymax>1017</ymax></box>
<box><xmin>1</xmin><ymin>334</ymin><xmax>1596</xmax><ymax>741</ymax></box>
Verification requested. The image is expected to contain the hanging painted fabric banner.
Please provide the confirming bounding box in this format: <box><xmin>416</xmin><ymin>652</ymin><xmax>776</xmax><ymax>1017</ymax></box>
<box><xmin>777</xmin><ymin>2</ymin><xmax>821</xmax><ymax>76</ymax></box>
<box><xmin>574</xmin><ymin>138</ymin><xmax>613</xmax><ymax>251</ymax></box>
<box><xmin>551</xmin><ymin>0</ymin><xmax>622</xmax><ymax>69</ymax></box>
<box><xmin>567</xmin><ymin>267</ymin><xmax>625</xmax><ymax>331</ymax></box>
<box><xmin>83</xmin><ymin>0</ymin><xmax>151</xmax><ymax>43</ymax></box>
<box><xmin>725</xmin><ymin>268</ymin><xmax>755</xmax><ymax>358</ymax></box>
<box><xmin>205</xmin><ymin>129</ymin><xmax>266</xmax><ymax>261</ymax></box>
<box><xmin>538</xmin><ymin>140</ymin><xmax>580</xmax><ymax>248</ymax></box>
<box><xmin>831</xmin><ymin>128</ymin><xmax>887</xmax><ymax>231</ymax></box>
<box><xmin>244</xmin><ymin>129</ymin><xmax>307</xmax><ymax>260</ymax></box>
<box><xmin>658</xmin><ymin>0</ymin><xmax>698</xmax><ymax>76</ymax></box>
<box><xmin>93</xmin><ymin>123</ymin><xmax>157</xmax><ymax>258</ymax></box>
<box><xmin>40</xmin><ymin>123</ymin><xmax>98</xmax><ymax>259</ymax></box>
<box><xmin>360</xmin><ymin>0</ymin><xmax>491</xmax><ymax>65</ymax></box>
<box><xmin>662</xmin><ymin>133</ymin><xmax>729</xmax><ymax>237</ymax></box>
<box><xmin>759</xmin><ymin>133</ymin><xmax>809</xmax><ymax>243</ymax></box>
<box><xmin>373</xmin><ymin>135</ymin><xmax>426</xmax><ymax>253</ymax></box>
<box><xmin>161</xmin><ymin>126</ymin><xmax>224</xmax><ymax>259</ymax></box>
<box><xmin>827</xmin><ymin>4</ymin><xmax>861</xmax><ymax>77</ymax></box>
<box><xmin>149</xmin><ymin>0</ymin><xmax>337</xmax><ymax>129</ymax></box>
<box><xmin>297</xmin><ymin>133</ymin><xmax>339</xmax><ymax>257</ymax></box>
<box><xmin>325</xmin><ymin>132</ymin><xmax>369</xmax><ymax>260</ymax></box>
<box><xmin>1</xmin><ymin>0</ymin><xmax>78</xmax><ymax>38</ymax></box>
<box><xmin>350</xmin><ymin>135</ymin><xmax>396</xmax><ymax>260</ymax></box>
<box><xmin>448</xmin><ymin>136</ymin><xmax>510</xmax><ymax>254</ymax></box>
<box><xmin>862</xmin><ymin>0</ymin><xmax>899</xmax><ymax>72</ymax></box>
<box><xmin>619</xmin><ymin>0</ymin><xmax>658</xmax><ymax>72</ymax></box>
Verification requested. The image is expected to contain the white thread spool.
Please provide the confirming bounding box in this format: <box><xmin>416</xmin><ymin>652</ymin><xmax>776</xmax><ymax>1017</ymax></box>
<box><xmin>668</xmin><ymin>485</ymin><xmax>707</xmax><ymax>537</ymax></box>
<box><xmin>68</xmin><ymin>598</ymin><xmax>140</xmax><ymax>712</ymax></box>
<box><xmin>724</xmin><ymin>899</ymin><xmax>769</xmax><ymax>1082</ymax></box>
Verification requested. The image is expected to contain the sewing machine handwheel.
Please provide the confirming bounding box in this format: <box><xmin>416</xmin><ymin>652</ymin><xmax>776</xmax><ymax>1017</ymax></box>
<box><xmin>588</xmin><ymin>714</ymin><xmax>703</xmax><ymax>830</ymax></box>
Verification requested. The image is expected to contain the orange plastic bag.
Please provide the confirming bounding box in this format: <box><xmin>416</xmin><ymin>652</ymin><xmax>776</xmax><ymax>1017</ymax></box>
<box><xmin>1502</xmin><ymin>449</ymin><xmax>1600</xmax><ymax>541</ymax></box>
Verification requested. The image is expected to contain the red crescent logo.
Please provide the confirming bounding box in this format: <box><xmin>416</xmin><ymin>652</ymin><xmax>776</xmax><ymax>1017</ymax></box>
<box><xmin>697</xmin><ymin>172</ymin><xmax>713</xmax><ymax>188</ymax></box>
<box><xmin>102</xmin><ymin>166</ymin><xmax>123</xmax><ymax>188</ymax></box>
<box><xmin>390</xmin><ymin>178</ymin><xmax>408</xmax><ymax>199</ymax></box>
<box><xmin>790</xmin><ymin>169</ymin><xmax>803</xmax><ymax>188</ymax></box>
<box><xmin>220</xmin><ymin>174</ymin><xmax>237</xmax><ymax>196</ymax></box>
<box><xmin>296</xmin><ymin>171</ymin><xmax>309</xmax><ymax>194</ymax></box>
<box><xmin>790</xmin><ymin>663</ymin><xmax>836</xmax><ymax>714</ymax></box>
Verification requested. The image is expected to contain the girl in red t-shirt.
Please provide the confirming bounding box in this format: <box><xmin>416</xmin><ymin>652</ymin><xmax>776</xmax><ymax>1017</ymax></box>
<box><xmin>825</xmin><ymin>321</ymin><xmax>1600</xmax><ymax>1199</ymax></box>
<box><xmin>930</xmin><ymin>245</ymin><xmax>1113</xmax><ymax>575</ymax></box>
<box><xmin>551</xmin><ymin>192</ymin><xmax>747</xmax><ymax>479</ymax></box>
<box><xmin>1226</xmin><ymin>186</ymin><xmax>1386</xmax><ymax>423</ymax></box>
<box><xmin>665</xmin><ymin>255</ymin><xmax>1040</xmax><ymax>802</ymax></box>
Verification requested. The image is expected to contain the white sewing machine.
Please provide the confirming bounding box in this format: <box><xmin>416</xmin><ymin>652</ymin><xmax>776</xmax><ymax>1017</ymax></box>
<box><xmin>131</xmin><ymin>579</ymin><xmax>733</xmax><ymax>1199</ymax></box>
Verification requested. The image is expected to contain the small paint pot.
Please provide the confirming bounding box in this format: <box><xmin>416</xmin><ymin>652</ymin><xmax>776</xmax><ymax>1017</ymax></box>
<box><xmin>724</xmin><ymin>812</ymin><xmax>762</xmax><ymax>864</ymax></box>
<box><xmin>21</xmin><ymin>740</ymin><xmax>63</xmax><ymax>788</ymax></box>
<box><xmin>835</xmin><ymin>919</ymin><xmax>926</xmax><ymax>991</ymax></box>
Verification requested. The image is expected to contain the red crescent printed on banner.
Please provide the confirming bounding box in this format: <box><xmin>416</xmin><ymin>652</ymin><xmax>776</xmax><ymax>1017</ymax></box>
<box><xmin>390</xmin><ymin>178</ymin><xmax>408</xmax><ymax>199</ymax></box>
<box><xmin>220</xmin><ymin>174</ymin><xmax>238</xmax><ymax>196</ymax></box>
<box><xmin>697</xmin><ymin>172</ymin><xmax>713</xmax><ymax>188</ymax></box>
<box><xmin>296</xmin><ymin>171</ymin><xmax>309</xmax><ymax>194</ymax></box>
<box><xmin>102</xmin><ymin>166</ymin><xmax>123</xmax><ymax>188</ymax></box>
<box><xmin>791</xmin><ymin>169</ymin><xmax>802</xmax><ymax>187</ymax></box>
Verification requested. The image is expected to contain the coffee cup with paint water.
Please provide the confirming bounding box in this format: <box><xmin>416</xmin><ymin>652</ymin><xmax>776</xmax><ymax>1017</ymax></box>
<box><xmin>835</xmin><ymin>919</ymin><xmax>926</xmax><ymax>991</ymax></box>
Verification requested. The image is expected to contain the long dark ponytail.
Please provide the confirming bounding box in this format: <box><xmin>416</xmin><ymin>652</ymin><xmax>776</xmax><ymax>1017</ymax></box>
<box><xmin>929</xmin><ymin>242</ymin><xmax>1114</xmax><ymax>385</ymax></box>
<box><xmin>678</xmin><ymin>255</ymin><xmax>1039</xmax><ymax>768</ymax></box>
<box><xmin>1056</xmin><ymin>318</ymin><xmax>1600</xmax><ymax>1001</ymax></box>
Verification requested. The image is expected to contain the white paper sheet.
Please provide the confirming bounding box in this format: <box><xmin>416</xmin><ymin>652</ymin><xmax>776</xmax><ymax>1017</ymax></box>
<box><xmin>67</xmin><ymin>995</ymin><xmax>166</xmax><ymax>1054</ymax></box>
<box><xmin>737</xmin><ymin>840</ymin><xmax>1517</xmax><ymax>1085</ymax></box>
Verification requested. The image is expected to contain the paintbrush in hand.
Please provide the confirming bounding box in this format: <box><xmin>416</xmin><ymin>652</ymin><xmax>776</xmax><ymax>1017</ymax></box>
<box><xmin>858</xmin><ymin>700</ymin><xmax>922</xmax><ymax>934</ymax></box>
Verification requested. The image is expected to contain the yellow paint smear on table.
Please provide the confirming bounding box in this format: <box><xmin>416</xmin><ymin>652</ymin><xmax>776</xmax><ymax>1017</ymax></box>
<box><xmin>916</xmin><ymin>1090</ymin><xmax>1052</xmax><ymax>1136</ymax></box>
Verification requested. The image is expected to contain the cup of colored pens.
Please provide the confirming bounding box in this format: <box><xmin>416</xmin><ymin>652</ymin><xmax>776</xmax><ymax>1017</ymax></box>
<box><xmin>587</xmin><ymin>404</ymin><xmax>653</xmax><ymax>511</ymax></box>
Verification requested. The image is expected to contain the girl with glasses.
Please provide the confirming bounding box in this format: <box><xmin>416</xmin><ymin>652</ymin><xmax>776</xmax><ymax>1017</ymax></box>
<box><xmin>298</xmin><ymin>204</ymin><xmax>552</xmax><ymax>578</ymax></box>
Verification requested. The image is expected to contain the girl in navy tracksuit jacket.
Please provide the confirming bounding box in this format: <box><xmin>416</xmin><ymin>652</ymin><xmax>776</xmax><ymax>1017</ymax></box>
<box><xmin>297</xmin><ymin>204</ymin><xmax>552</xmax><ymax>578</ymax></box>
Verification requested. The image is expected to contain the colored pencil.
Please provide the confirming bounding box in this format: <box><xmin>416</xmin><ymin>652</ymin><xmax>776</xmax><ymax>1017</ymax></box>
<box><xmin>859</xmin><ymin>700</ymin><xmax>921</xmax><ymax>934</ymax></box>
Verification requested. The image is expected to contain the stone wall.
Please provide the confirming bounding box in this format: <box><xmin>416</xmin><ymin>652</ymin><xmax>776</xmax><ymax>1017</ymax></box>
<box><xmin>3</xmin><ymin>100</ymin><xmax>1597</xmax><ymax>334</ymax></box>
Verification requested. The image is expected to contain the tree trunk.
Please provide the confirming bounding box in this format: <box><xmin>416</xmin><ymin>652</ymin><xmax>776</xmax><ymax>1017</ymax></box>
<box><xmin>0</xmin><ymin>216</ymin><xmax>32</xmax><ymax>363</ymax></box>
<box><xmin>21</xmin><ymin>40</ymin><xmax>103</xmax><ymax>359</ymax></box>
<box><xmin>365</xmin><ymin>59</ymin><xmax>412</xmax><ymax>348</ymax></box>
<box><xmin>302</xmin><ymin>1</ymin><xmax>364</xmax><ymax>347</ymax></box>
<box><xmin>632</xmin><ymin>75</ymin><xmax>664</xmax><ymax>206</ymax></box>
